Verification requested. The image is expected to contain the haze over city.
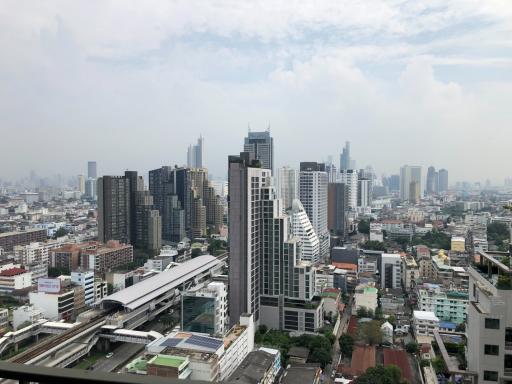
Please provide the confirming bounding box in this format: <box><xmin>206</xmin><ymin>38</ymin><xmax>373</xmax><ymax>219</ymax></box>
<box><xmin>1</xmin><ymin>1</ymin><xmax>512</xmax><ymax>183</ymax></box>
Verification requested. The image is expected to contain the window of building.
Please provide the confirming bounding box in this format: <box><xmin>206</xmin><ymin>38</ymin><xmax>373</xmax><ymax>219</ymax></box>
<box><xmin>485</xmin><ymin>345</ymin><xmax>499</xmax><ymax>356</ymax></box>
<box><xmin>483</xmin><ymin>371</ymin><xmax>498</xmax><ymax>381</ymax></box>
<box><xmin>485</xmin><ymin>318</ymin><xmax>500</xmax><ymax>330</ymax></box>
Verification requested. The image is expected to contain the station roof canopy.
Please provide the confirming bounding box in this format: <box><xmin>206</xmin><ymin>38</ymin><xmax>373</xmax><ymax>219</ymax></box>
<box><xmin>100</xmin><ymin>255</ymin><xmax>220</xmax><ymax>310</ymax></box>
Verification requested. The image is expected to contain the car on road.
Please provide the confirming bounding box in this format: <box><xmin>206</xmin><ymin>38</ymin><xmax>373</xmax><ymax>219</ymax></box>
<box><xmin>106</xmin><ymin>352</ymin><xmax>114</xmax><ymax>359</ymax></box>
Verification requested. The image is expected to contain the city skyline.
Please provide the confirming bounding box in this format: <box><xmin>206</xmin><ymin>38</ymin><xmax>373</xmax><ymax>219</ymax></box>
<box><xmin>1</xmin><ymin>2</ymin><xmax>511</xmax><ymax>183</ymax></box>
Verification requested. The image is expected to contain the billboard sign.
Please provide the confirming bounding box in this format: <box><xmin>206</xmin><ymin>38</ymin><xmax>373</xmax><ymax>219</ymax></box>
<box><xmin>38</xmin><ymin>278</ymin><xmax>61</xmax><ymax>293</ymax></box>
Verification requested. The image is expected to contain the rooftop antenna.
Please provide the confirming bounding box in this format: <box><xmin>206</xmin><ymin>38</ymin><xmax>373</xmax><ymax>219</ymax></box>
<box><xmin>248</xmin><ymin>123</ymin><xmax>251</xmax><ymax>132</ymax></box>
<box><xmin>267</xmin><ymin>123</ymin><xmax>270</xmax><ymax>132</ymax></box>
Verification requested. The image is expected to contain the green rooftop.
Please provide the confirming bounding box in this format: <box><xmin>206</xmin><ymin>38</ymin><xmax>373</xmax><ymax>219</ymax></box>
<box><xmin>149</xmin><ymin>355</ymin><xmax>187</xmax><ymax>369</ymax></box>
<box><xmin>364</xmin><ymin>287</ymin><xmax>378</xmax><ymax>294</ymax></box>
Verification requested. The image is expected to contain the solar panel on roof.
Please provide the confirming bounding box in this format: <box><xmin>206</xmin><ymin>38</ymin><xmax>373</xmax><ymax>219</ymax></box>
<box><xmin>162</xmin><ymin>338</ymin><xmax>181</xmax><ymax>348</ymax></box>
<box><xmin>186</xmin><ymin>335</ymin><xmax>223</xmax><ymax>350</ymax></box>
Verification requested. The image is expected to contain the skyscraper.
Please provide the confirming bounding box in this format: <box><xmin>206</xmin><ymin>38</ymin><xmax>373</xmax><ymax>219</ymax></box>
<box><xmin>438</xmin><ymin>169</ymin><xmax>449</xmax><ymax>193</ymax></box>
<box><xmin>277</xmin><ymin>166</ymin><xmax>298</xmax><ymax>212</ymax></box>
<box><xmin>187</xmin><ymin>136</ymin><xmax>204</xmax><ymax>169</ymax></box>
<box><xmin>409</xmin><ymin>181</ymin><xmax>421</xmax><ymax>204</ymax></box>
<box><xmin>339</xmin><ymin>141</ymin><xmax>355</xmax><ymax>170</ymax></box>
<box><xmin>426</xmin><ymin>166</ymin><xmax>439</xmax><ymax>195</ymax></box>
<box><xmin>299</xmin><ymin>162</ymin><xmax>329</xmax><ymax>259</ymax></box>
<box><xmin>328</xmin><ymin>183</ymin><xmax>348</xmax><ymax>236</ymax></box>
<box><xmin>87</xmin><ymin>161</ymin><xmax>97</xmax><ymax>179</ymax></box>
<box><xmin>77</xmin><ymin>175</ymin><xmax>85</xmax><ymax>196</ymax></box>
<box><xmin>290</xmin><ymin>199</ymin><xmax>320</xmax><ymax>263</ymax></box>
<box><xmin>243</xmin><ymin>130</ymin><xmax>274</xmax><ymax>172</ymax></box>
<box><xmin>228</xmin><ymin>152</ymin><xmax>269</xmax><ymax>324</ymax></box>
<box><xmin>357</xmin><ymin>178</ymin><xmax>371</xmax><ymax>207</ymax></box>
<box><xmin>399</xmin><ymin>165</ymin><xmax>422</xmax><ymax>201</ymax></box>
<box><xmin>97</xmin><ymin>176</ymin><xmax>130</xmax><ymax>244</ymax></box>
<box><xmin>339</xmin><ymin>169</ymin><xmax>358</xmax><ymax>210</ymax></box>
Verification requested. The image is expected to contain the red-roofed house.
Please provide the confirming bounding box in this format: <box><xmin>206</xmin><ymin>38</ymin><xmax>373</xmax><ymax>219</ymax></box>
<box><xmin>383</xmin><ymin>349</ymin><xmax>413</xmax><ymax>383</ymax></box>
<box><xmin>340</xmin><ymin>346</ymin><xmax>376</xmax><ymax>378</ymax></box>
<box><xmin>0</xmin><ymin>267</ymin><xmax>32</xmax><ymax>293</ymax></box>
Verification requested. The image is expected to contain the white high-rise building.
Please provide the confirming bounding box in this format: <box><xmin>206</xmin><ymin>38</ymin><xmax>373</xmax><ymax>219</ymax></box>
<box><xmin>277</xmin><ymin>167</ymin><xmax>298</xmax><ymax>212</ymax></box>
<box><xmin>339</xmin><ymin>169</ymin><xmax>358</xmax><ymax>210</ymax></box>
<box><xmin>299</xmin><ymin>162</ymin><xmax>329</xmax><ymax>259</ymax></box>
<box><xmin>77</xmin><ymin>175</ymin><xmax>85</xmax><ymax>196</ymax></box>
<box><xmin>71</xmin><ymin>270</ymin><xmax>95</xmax><ymax>305</ymax></box>
<box><xmin>400</xmin><ymin>165</ymin><xmax>422</xmax><ymax>201</ymax></box>
<box><xmin>290</xmin><ymin>199</ymin><xmax>320</xmax><ymax>263</ymax></box>
<box><xmin>357</xmin><ymin>178</ymin><xmax>371</xmax><ymax>208</ymax></box>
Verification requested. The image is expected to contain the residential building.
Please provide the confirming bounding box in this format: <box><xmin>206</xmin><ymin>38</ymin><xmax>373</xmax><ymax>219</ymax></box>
<box><xmin>402</xmin><ymin>256</ymin><xmax>419</xmax><ymax>291</ymax></box>
<box><xmin>299</xmin><ymin>162</ymin><xmax>330</xmax><ymax>258</ymax></box>
<box><xmin>399</xmin><ymin>165</ymin><xmax>421</xmax><ymax>201</ymax></box>
<box><xmin>426</xmin><ymin>166</ymin><xmax>438</xmax><ymax>195</ymax></box>
<box><xmin>80</xmin><ymin>240</ymin><xmax>134</xmax><ymax>276</ymax></box>
<box><xmin>228</xmin><ymin>152</ymin><xmax>269</xmax><ymax>324</ymax></box>
<box><xmin>381</xmin><ymin>253</ymin><xmax>402</xmax><ymax>289</ymax></box>
<box><xmin>0</xmin><ymin>267</ymin><xmax>32</xmax><ymax>293</ymax></box>
<box><xmin>77</xmin><ymin>174</ymin><xmax>85</xmax><ymax>196</ymax></box>
<box><xmin>413</xmin><ymin>310</ymin><xmax>439</xmax><ymax>337</ymax></box>
<box><xmin>409</xmin><ymin>181</ymin><xmax>421</xmax><ymax>204</ymax></box>
<box><xmin>277</xmin><ymin>167</ymin><xmax>299</xmax><ymax>212</ymax></box>
<box><xmin>327</xmin><ymin>182</ymin><xmax>347</xmax><ymax>237</ymax></box>
<box><xmin>357</xmin><ymin>178</ymin><xmax>371</xmax><ymax>208</ymax></box>
<box><xmin>97</xmin><ymin>175</ymin><xmax>130</xmax><ymax>244</ymax></box>
<box><xmin>0</xmin><ymin>228</ymin><xmax>47</xmax><ymax>252</ymax></box>
<box><xmin>289</xmin><ymin>199</ymin><xmax>320</xmax><ymax>263</ymax></box>
<box><xmin>451</xmin><ymin>236</ymin><xmax>466</xmax><ymax>253</ymax></box>
<box><xmin>29</xmin><ymin>284</ymin><xmax>82</xmax><ymax>321</ymax></box>
<box><xmin>467</xmin><ymin>252</ymin><xmax>512</xmax><ymax>383</ymax></box>
<box><xmin>243</xmin><ymin>130</ymin><xmax>274</xmax><ymax>172</ymax></box>
<box><xmin>416</xmin><ymin>285</ymin><xmax>468</xmax><ymax>324</ymax></box>
<box><xmin>226</xmin><ymin>348</ymin><xmax>281</xmax><ymax>384</ymax></box>
<box><xmin>339</xmin><ymin>169</ymin><xmax>358</xmax><ymax>210</ymax></box>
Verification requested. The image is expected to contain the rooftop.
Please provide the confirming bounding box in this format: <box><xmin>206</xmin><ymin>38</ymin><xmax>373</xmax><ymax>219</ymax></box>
<box><xmin>413</xmin><ymin>310</ymin><xmax>439</xmax><ymax>322</ymax></box>
<box><xmin>148</xmin><ymin>355</ymin><xmax>187</xmax><ymax>368</ymax></box>
<box><xmin>0</xmin><ymin>267</ymin><xmax>28</xmax><ymax>277</ymax></box>
<box><xmin>100</xmin><ymin>255</ymin><xmax>221</xmax><ymax>310</ymax></box>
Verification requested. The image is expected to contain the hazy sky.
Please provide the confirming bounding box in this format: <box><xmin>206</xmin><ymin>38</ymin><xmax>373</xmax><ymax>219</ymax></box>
<box><xmin>1</xmin><ymin>1</ymin><xmax>511</xmax><ymax>183</ymax></box>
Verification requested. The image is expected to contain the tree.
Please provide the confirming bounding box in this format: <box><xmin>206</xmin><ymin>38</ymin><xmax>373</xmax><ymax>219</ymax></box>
<box><xmin>191</xmin><ymin>248</ymin><xmax>202</xmax><ymax>258</ymax></box>
<box><xmin>48</xmin><ymin>266</ymin><xmax>70</xmax><ymax>277</ymax></box>
<box><xmin>310</xmin><ymin>347</ymin><xmax>331</xmax><ymax>368</ymax></box>
<box><xmin>358</xmin><ymin>321</ymin><xmax>383</xmax><ymax>346</ymax></box>
<box><xmin>356</xmin><ymin>307</ymin><xmax>368</xmax><ymax>318</ymax></box>
<box><xmin>431</xmin><ymin>356</ymin><xmax>448</xmax><ymax>375</ymax></box>
<box><xmin>362</xmin><ymin>240</ymin><xmax>386</xmax><ymax>251</ymax></box>
<box><xmin>339</xmin><ymin>334</ymin><xmax>354</xmax><ymax>357</ymax></box>
<box><xmin>358</xmin><ymin>220</ymin><xmax>370</xmax><ymax>234</ymax></box>
<box><xmin>53</xmin><ymin>227</ymin><xmax>68</xmax><ymax>239</ymax></box>
<box><xmin>374</xmin><ymin>307</ymin><xmax>383</xmax><ymax>320</ymax></box>
<box><xmin>405</xmin><ymin>341</ymin><xmax>419</xmax><ymax>354</ymax></box>
<box><xmin>487</xmin><ymin>222</ymin><xmax>509</xmax><ymax>243</ymax></box>
<box><xmin>354</xmin><ymin>365</ymin><xmax>405</xmax><ymax>384</ymax></box>
<box><xmin>367</xmin><ymin>308</ymin><xmax>374</xmax><ymax>319</ymax></box>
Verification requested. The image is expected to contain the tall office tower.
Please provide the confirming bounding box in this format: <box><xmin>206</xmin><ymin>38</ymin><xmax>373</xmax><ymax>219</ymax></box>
<box><xmin>299</xmin><ymin>162</ymin><xmax>330</xmax><ymax>259</ymax></box>
<box><xmin>149</xmin><ymin>166</ymin><xmax>186</xmax><ymax>243</ymax></box>
<box><xmin>97</xmin><ymin>176</ymin><xmax>130</xmax><ymax>244</ymax></box>
<box><xmin>85</xmin><ymin>178</ymin><xmax>97</xmax><ymax>200</ymax></box>
<box><xmin>77</xmin><ymin>175</ymin><xmax>85</xmax><ymax>195</ymax></box>
<box><xmin>87</xmin><ymin>161</ymin><xmax>97</xmax><ymax>179</ymax></box>
<box><xmin>290</xmin><ymin>199</ymin><xmax>320</xmax><ymax>262</ymax></box>
<box><xmin>277</xmin><ymin>166</ymin><xmax>298</xmax><ymax>212</ymax></box>
<box><xmin>357</xmin><ymin>178</ymin><xmax>371</xmax><ymax>207</ymax></box>
<box><xmin>409</xmin><ymin>181</ymin><xmax>421</xmax><ymax>204</ymax></box>
<box><xmin>328</xmin><ymin>183</ymin><xmax>348</xmax><ymax>236</ymax></box>
<box><xmin>134</xmin><ymin>190</ymin><xmax>162</xmax><ymax>252</ymax></box>
<box><xmin>228</xmin><ymin>152</ymin><xmax>269</xmax><ymax>324</ymax></box>
<box><xmin>438</xmin><ymin>169</ymin><xmax>449</xmax><ymax>193</ymax></box>
<box><xmin>187</xmin><ymin>135</ymin><xmax>204</xmax><ymax>169</ymax></box>
<box><xmin>325</xmin><ymin>163</ymin><xmax>338</xmax><ymax>183</ymax></box>
<box><xmin>339</xmin><ymin>169</ymin><xmax>358</xmax><ymax>210</ymax></box>
<box><xmin>388</xmin><ymin>174</ymin><xmax>400</xmax><ymax>193</ymax></box>
<box><xmin>339</xmin><ymin>141</ymin><xmax>355</xmax><ymax>170</ymax></box>
<box><xmin>426</xmin><ymin>166</ymin><xmax>439</xmax><ymax>195</ymax></box>
<box><xmin>399</xmin><ymin>165</ymin><xmax>422</xmax><ymax>201</ymax></box>
<box><xmin>243</xmin><ymin>130</ymin><xmax>274</xmax><ymax>172</ymax></box>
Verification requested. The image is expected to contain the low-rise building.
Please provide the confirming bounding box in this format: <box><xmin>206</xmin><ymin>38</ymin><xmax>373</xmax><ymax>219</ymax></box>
<box><xmin>0</xmin><ymin>267</ymin><xmax>32</xmax><ymax>293</ymax></box>
<box><xmin>401</xmin><ymin>256</ymin><xmax>419</xmax><ymax>291</ymax></box>
<box><xmin>416</xmin><ymin>284</ymin><xmax>468</xmax><ymax>324</ymax></box>
<box><xmin>12</xmin><ymin>305</ymin><xmax>44</xmax><ymax>330</ymax></box>
<box><xmin>0</xmin><ymin>229</ymin><xmax>47</xmax><ymax>252</ymax></box>
<box><xmin>226</xmin><ymin>348</ymin><xmax>280</xmax><ymax>384</ymax></box>
<box><xmin>81</xmin><ymin>241</ymin><xmax>133</xmax><ymax>275</ymax></box>
<box><xmin>353</xmin><ymin>284</ymin><xmax>378</xmax><ymax>315</ymax></box>
<box><xmin>413</xmin><ymin>310</ymin><xmax>439</xmax><ymax>337</ymax></box>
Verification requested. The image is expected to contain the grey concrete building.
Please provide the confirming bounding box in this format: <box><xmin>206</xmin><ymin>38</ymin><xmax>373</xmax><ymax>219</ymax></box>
<box><xmin>243</xmin><ymin>130</ymin><xmax>274</xmax><ymax>172</ymax></box>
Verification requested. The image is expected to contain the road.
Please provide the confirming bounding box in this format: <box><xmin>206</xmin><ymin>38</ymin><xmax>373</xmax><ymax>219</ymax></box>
<box><xmin>92</xmin><ymin>343</ymin><xmax>144</xmax><ymax>373</ymax></box>
<box><xmin>325</xmin><ymin>298</ymin><xmax>353</xmax><ymax>383</ymax></box>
